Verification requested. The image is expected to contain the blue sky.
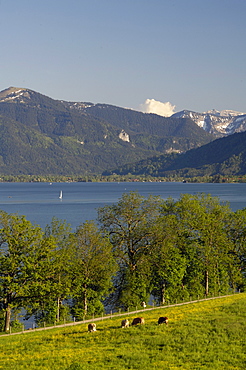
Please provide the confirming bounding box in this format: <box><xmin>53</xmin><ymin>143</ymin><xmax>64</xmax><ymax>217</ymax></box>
<box><xmin>1</xmin><ymin>0</ymin><xmax>246</xmax><ymax>115</ymax></box>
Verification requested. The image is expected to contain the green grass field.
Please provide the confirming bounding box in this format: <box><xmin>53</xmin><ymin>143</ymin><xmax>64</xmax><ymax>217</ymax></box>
<box><xmin>0</xmin><ymin>294</ymin><xmax>245</xmax><ymax>370</ymax></box>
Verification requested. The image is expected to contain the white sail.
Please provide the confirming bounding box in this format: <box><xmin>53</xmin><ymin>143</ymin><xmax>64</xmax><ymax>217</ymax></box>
<box><xmin>59</xmin><ymin>190</ymin><xmax>63</xmax><ymax>199</ymax></box>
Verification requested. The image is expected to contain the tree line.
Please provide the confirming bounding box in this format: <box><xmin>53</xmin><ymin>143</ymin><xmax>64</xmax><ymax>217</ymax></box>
<box><xmin>1</xmin><ymin>174</ymin><xmax>246</xmax><ymax>183</ymax></box>
<box><xmin>0</xmin><ymin>192</ymin><xmax>245</xmax><ymax>332</ymax></box>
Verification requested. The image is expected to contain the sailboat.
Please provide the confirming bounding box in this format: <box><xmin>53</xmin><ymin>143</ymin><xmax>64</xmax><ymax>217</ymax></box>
<box><xmin>59</xmin><ymin>190</ymin><xmax>63</xmax><ymax>200</ymax></box>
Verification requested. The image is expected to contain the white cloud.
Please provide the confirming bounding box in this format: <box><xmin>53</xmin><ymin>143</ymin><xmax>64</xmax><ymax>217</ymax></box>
<box><xmin>139</xmin><ymin>98</ymin><xmax>176</xmax><ymax>117</ymax></box>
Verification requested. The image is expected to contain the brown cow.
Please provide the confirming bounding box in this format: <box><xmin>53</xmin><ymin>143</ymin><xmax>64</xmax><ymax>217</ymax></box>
<box><xmin>121</xmin><ymin>319</ymin><xmax>130</xmax><ymax>328</ymax></box>
<box><xmin>158</xmin><ymin>316</ymin><xmax>168</xmax><ymax>325</ymax></box>
<box><xmin>131</xmin><ymin>317</ymin><xmax>145</xmax><ymax>326</ymax></box>
<box><xmin>88</xmin><ymin>323</ymin><xmax>96</xmax><ymax>332</ymax></box>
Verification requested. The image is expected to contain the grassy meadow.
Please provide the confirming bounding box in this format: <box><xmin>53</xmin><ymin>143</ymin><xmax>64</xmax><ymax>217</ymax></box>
<box><xmin>0</xmin><ymin>294</ymin><xmax>245</xmax><ymax>370</ymax></box>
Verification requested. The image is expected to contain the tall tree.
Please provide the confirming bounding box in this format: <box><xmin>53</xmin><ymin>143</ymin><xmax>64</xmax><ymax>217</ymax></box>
<box><xmin>44</xmin><ymin>218</ymin><xmax>73</xmax><ymax>322</ymax></box>
<box><xmin>226</xmin><ymin>208</ymin><xmax>246</xmax><ymax>291</ymax></box>
<box><xmin>174</xmin><ymin>194</ymin><xmax>233</xmax><ymax>296</ymax></box>
<box><xmin>150</xmin><ymin>212</ymin><xmax>187</xmax><ymax>304</ymax></box>
<box><xmin>98</xmin><ymin>192</ymin><xmax>162</xmax><ymax>309</ymax></box>
<box><xmin>70</xmin><ymin>221</ymin><xmax>116</xmax><ymax>319</ymax></box>
<box><xmin>25</xmin><ymin>218</ymin><xmax>74</xmax><ymax>326</ymax></box>
<box><xmin>0</xmin><ymin>211</ymin><xmax>54</xmax><ymax>332</ymax></box>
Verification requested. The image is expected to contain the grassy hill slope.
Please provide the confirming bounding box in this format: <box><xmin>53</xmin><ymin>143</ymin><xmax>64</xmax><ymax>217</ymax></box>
<box><xmin>0</xmin><ymin>293</ymin><xmax>245</xmax><ymax>369</ymax></box>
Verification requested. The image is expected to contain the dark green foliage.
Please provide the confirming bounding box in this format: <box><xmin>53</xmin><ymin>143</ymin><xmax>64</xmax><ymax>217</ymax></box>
<box><xmin>83</xmin><ymin>103</ymin><xmax>213</xmax><ymax>141</ymax></box>
<box><xmin>0</xmin><ymin>88</ymin><xmax>214</xmax><ymax>175</ymax></box>
<box><xmin>106</xmin><ymin>130</ymin><xmax>246</xmax><ymax>177</ymax></box>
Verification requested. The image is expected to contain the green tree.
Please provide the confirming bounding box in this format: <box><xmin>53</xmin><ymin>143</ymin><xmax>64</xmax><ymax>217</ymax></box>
<box><xmin>70</xmin><ymin>221</ymin><xmax>116</xmax><ymax>319</ymax></box>
<box><xmin>25</xmin><ymin>218</ymin><xmax>74</xmax><ymax>326</ymax></box>
<box><xmin>44</xmin><ymin>218</ymin><xmax>73</xmax><ymax>323</ymax></box>
<box><xmin>150</xmin><ymin>212</ymin><xmax>187</xmax><ymax>304</ymax></box>
<box><xmin>98</xmin><ymin>192</ymin><xmax>162</xmax><ymax>309</ymax></box>
<box><xmin>161</xmin><ymin>198</ymin><xmax>210</xmax><ymax>297</ymax></box>
<box><xmin>0</xmin><ymin>211</ymin><xmax>54</xmax><ymax>332</ymax></box>
<box><xmin>175</xmin><ymin>194</ymin><xmax>233</xmax><ymax>296</ymax></box>
<box><xmin>226</xmin><ymin>208</ymin><xmax>246</xmax><ymax>291</ymax></box>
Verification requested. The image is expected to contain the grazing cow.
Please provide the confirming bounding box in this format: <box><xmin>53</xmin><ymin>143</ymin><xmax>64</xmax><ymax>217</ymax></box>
<box><xmin>88</xmin><ymin>323</ymin><xmax>96</xmax><ymax>332</ymax></box>
<box><xmin>121</xmin><ymin>319</ymin><xmax>130</xmax><ymax>328</ymax></box>
<box><xmin>131</xmin><ymin>317</ymin><xmax>145</xmax><ymax>326</ymax></box>
<box><xmin>158</xmin><ymin>316</ymin><xmax>168</xmax><ymax>325</ymax></box>
<box><xmin>141</xmin><ymin>301</ymin><xmax>146</xmax><ymax>308</ymax></box>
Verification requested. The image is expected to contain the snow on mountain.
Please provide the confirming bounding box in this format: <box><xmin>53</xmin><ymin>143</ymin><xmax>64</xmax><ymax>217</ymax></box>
<box><xmin>1</xmin><ymin>87</ymin><xmax>245</xmax><ymax>138</ymax></box>
<box><xmin>0</xmin><ymin>87</ymin><xmax>33</xmax><ymax>103</ymax></box>
<box><xmin>62</xmin><ymin>101</ymin><xmax>95</xmax><ymax>110</ymax></box>
<box><xmin>172</xmin><ymin>109</ymin><xmax>246</xmax><ymax>137</ymax></box>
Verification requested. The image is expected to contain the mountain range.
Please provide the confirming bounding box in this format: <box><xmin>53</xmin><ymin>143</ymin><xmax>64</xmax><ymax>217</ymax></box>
<box><xmin>0</xmin><ymin>87</ymin><xmax>213</xmax><ymax>176</ymax></box>
<box><xmin>172</xmin><ymin>109</ymin><xmax>246</xmax><ymax>137</ymax></box>
<box><xmin>0</xmin><ymin>86</ymin><xmax>245</xmax><ymax>178</ymax></box>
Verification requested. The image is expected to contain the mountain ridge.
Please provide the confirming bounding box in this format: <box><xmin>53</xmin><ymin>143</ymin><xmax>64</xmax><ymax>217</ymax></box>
<box><xmin>2</xmin><ymin>87</ymin><xmax>245</xmax><ymax>137</ymax></box>
<box><xmin>103</xmin><ymin>130</ymin><xmax>246</xmax><ymax>178</ymax></box>
<box><xmin>0</xmin><ymin>87</ymin><xmax>214</xmax><ymax>176</ymax></box>
<box><xmin>172</xmin><ymin>109</ymin><xmax>246</xmax><ymax>137</ymax></box>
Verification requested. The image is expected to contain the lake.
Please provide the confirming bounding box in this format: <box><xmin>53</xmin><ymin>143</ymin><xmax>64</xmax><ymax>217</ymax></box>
<box><xmin>0</xmin><ymin>181</ymin><xmax>246</xmax><ymax>230</ymax></box>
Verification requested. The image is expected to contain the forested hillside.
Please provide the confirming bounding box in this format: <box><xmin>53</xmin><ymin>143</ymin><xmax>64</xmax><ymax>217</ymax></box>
<box><xmin>77</xmin><ymin>102</ymin><xmax>212</xmax><ymax>141</ymax></box>
<box><xmin>0</xmin><ymin>87</ymin><xmax>214</xmax><ymax>175</ymax></box>
<box><xmin>104</xmin><ymin>130</ymin><xmax>246</xmax><ymax>178</ymax></box>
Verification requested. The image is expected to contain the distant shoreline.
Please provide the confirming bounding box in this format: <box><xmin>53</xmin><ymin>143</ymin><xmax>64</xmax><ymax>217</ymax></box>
<box><xmin>0</xmin><ymin>174</ymin><xmax>245</xmax><ymax>184</ymax></box>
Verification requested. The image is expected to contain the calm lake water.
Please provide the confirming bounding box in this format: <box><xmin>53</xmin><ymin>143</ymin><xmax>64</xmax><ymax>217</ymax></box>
<box><xmin>0</xmin><ymin>181</ymin><xmax>246</xmax><ymax>230</ymax></box>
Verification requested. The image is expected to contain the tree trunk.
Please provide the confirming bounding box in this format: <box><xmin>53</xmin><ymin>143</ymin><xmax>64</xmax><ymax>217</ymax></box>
<box><xmin>161</xmin><ymin>282</ymin><xmax>166</xmax><ymax>304</ymax></box>
<box><xmin>4</xmin><ymin>305</ymin><xmax>11</xmax><ymax>332</ymax></box>
<box><xmin>57</xmin><ymin>273</ymin><xmax>61</xmax><ymax>322</ymax></box>
<box><xmin>205</xmin><ymin>270</ymin><xmax>209</xmax><ymax>296</ymax></box>
<box><xmin>83</xmin><ymin>285</ymin><xmax>88</xmax><ymax>316</ymax></box>
<box><xmin>57</xmin><ymin>297</ymin><xmax>60</xmax><ymax>322</ymax></box>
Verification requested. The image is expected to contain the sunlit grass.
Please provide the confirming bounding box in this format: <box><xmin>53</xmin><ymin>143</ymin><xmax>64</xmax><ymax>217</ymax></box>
<box><xmin>0</xmin><ymin>294</ymin><xmax>245</xmax><ymax>369</ymax></box>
